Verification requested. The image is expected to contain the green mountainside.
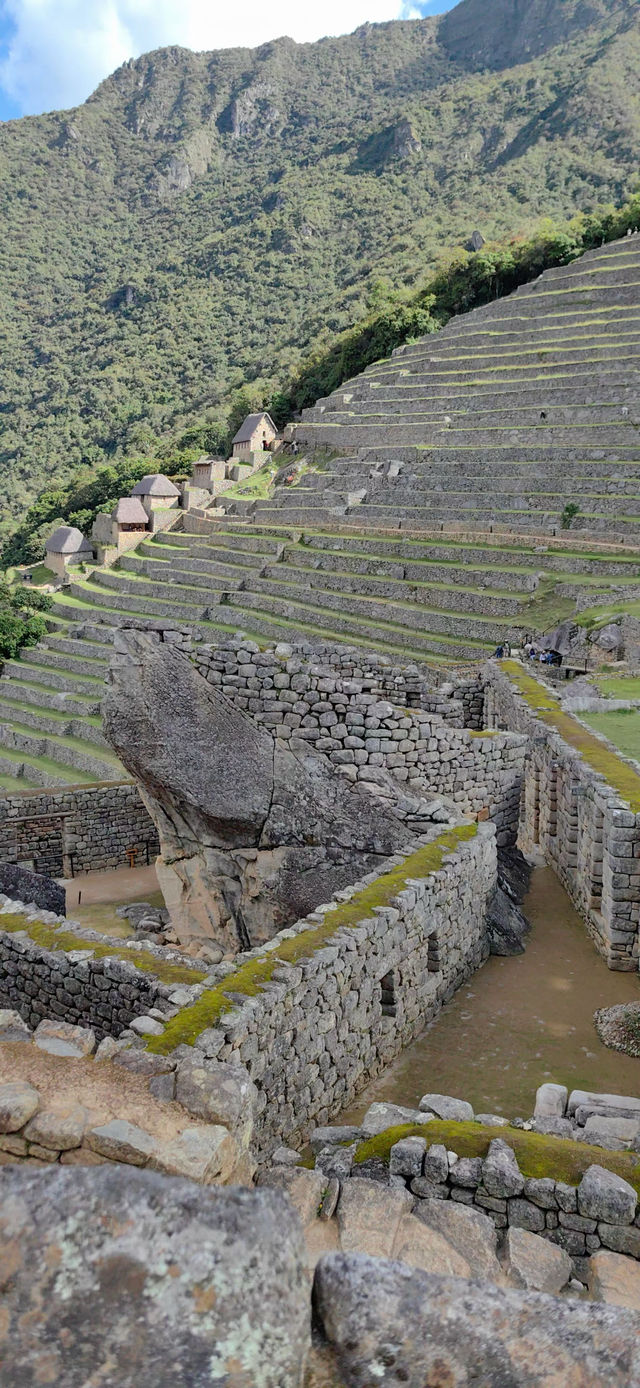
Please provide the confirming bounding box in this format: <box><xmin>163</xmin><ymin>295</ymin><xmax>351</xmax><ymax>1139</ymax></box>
<box><xmin>1</xmin><ymin>0</ymin><xmax>639</xmax><ymax>531</ymax></box>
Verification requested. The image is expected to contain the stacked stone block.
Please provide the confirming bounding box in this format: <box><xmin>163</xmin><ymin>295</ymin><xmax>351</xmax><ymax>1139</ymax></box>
<box><xmin>193</xmin><ymin>636</ymin><xmax>525</xmax><ymax>843</ymax></box>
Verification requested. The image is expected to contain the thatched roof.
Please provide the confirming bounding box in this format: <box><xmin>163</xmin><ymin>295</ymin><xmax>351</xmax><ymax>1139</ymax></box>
<box><xmin>131</xmin><ymin>474</ymin><xmax>180</xmax><ymax>497</ymax></box>
<box><xmin>45</xmin><ymin>525</ymin><xmax>92</xmax><ymax>555</ymax></box>
<box><xmin>232</xmin><ymin>413</ymin><xmax>276</xmax><ymax>445</ymax></box>
<box><xmin>113</xmin><ymin>497</ymin><xmax>148</xmax><ymax>525</ymax></box>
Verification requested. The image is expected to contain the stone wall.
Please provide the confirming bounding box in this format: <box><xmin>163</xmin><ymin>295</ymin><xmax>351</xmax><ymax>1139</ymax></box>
<box><xmin>143</xmin><ymin>822</ymin><xmax>497</xmax><ymax>1153</ymax></box>
<box><xmin>0</xmin><ymin>900</ymin><xmax>202</xmax><ymax>1040</ymax></box>
<box><xmin>192</xmin><ymin>637</ymin><xmax>525</xmax><ymax>844</ymax></box>
<box><xmin>484</xmin><ymin>662</ymin><xmax>640</xmax><ymax>970</ymax></box>
<box><xmin>0</xmin><ymin>782</ymin><xmax>158</xmax><ymax>877</ymax></box>
<box><xmin>335</xmin><ymin>1129</ymin><xmax>640</xmax><ymax>1269</ymax></box>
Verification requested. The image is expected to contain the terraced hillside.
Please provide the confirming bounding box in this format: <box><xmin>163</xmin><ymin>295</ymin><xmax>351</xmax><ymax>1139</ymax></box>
<box><xmin>3</xmin><ymin>232</ymin><xmax>640</xmax><ymax>789</ymax></box>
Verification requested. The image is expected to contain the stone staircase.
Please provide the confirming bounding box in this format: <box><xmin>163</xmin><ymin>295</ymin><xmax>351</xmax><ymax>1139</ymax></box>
<box><xmin>3</xmin><ymin>233</ymin><xmax>640</xmax><ymax>787</ymax></box>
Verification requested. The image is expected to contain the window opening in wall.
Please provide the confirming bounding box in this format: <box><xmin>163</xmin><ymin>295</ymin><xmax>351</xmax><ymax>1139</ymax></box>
<box><xmin>380</xmin><ymin>969</ymin><xmax>397</xmax><ymax>1016</ymax></box>
<box><xmin>427</xmin><ymin>931</ymin><xmax>440</xmax><ymax>973</ymax></box>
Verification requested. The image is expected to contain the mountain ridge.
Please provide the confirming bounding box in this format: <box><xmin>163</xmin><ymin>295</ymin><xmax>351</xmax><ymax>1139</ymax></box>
<box><xmin>1</xmin><ymin>0</ymin><xmax>639</xmax><ymax>532</ymax></box>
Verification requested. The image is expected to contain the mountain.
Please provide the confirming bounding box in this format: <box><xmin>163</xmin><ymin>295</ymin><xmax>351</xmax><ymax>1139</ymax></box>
<box><xmin>1</xmin><ymin>0</ymin><xmax>639</xmax><ymax>528</ymax></box>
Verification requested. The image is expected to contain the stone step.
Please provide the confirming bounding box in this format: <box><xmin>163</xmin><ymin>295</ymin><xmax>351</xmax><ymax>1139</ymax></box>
<box><xmin>4</xmin><ymin>657</ymin><xmax>104</xmax><ymax>697</ymax></box>
<box><xmin>226</xmin><ymin>588</ymin><xmax>496</xmax><ymax>658</ymax></box>
<box><xmin>20</xmin><ymin>642</ymin><xmax>108</xmax><ymax>675</ymax></box>
<box><xmin>0</xmin><ymin>750</ymin><xmax>93</xmax><ymax>789</ymax></box>
<box><xmin>314</xmin><ymin>404</ymin><xmax>640</xmax><ymax>431</ymax></box>
<box><xmin>0</xmin><ymin>721</ymin><xmax>123</xmax><ymax>782</ymax></box>
<box><xmin>0</xmin><ymin>675</ymin><xmax>99</xmax><ymax>718</ymax></box>
<box><xmin>0</xmin><ymin>694</ymin><xmax>108</xmax><ymax>749</ymax></box>
<box><xmin>259</xmin><ymin>562</ymin><xmax>524</xmax><ymax>616</ymax></box>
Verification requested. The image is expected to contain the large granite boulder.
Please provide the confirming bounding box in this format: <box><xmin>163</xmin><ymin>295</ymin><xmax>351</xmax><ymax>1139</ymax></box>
<box><xmin>313</xmin><ymin>1253</ymin><xmax>640</xmax><ymax>1387</ymax></box>
<box><xmin>103</xmin><ymin>630</ymin><xmax>411</xmax><ymax>950</ymax></box>
<box><xmin>0</xmin><ymin>1165</ymin><xmax>309</xmax><ymax>1387</ymax></box>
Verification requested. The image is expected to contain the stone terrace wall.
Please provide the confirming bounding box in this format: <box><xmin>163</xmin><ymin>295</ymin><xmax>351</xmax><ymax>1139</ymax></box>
<box><xmin>0</xmin><ymin>782</ymin><xmax>158</xmax><ymax>877</ymax></box>
<box><xmin>193</xmin><ymin>638</ymin><xmax>525</xmax><ymax>844</ymax></box>
<box><xmin>147</xmin><ymin>823</ymin><xmax>496</xmax><ymax>1154</ymax></box>
<box><xmin>484</xmin><ymin>663</ymin><xmax>640</xmax><ymax>971</ymax></box>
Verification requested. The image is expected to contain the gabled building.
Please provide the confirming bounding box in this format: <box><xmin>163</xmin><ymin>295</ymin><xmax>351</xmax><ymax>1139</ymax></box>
<box><xmin>232</xmin><ymin>413</ymin><xmax>278</xmax><ymax>460</ymax></box>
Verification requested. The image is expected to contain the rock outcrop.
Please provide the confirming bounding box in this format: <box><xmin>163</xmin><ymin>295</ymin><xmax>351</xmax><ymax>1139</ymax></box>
<box><xmin>103</xmin><ymin>630</ymin><xmax>412</xmax><ymax>951</ymax></box>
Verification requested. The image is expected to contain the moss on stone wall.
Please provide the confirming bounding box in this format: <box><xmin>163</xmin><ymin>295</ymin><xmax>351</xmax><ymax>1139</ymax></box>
<box><xmin>147</xmin><ymin>822</ymin><xmax>479</xmax><ymax>1055</ymax></box>
<box><xmin>501</xmin><ymin>660</ymin><xmax>640</xmax><ymax>812</ymax></box>
<box><xmin>353</xmin><ymin>1120</ymin><xmax>640</xmax><ymax>1195</ymax></box>
<box><xmin>0</xmin><ymin>914</ymin><xmax>205</xmax><ymax>987</ymax></box>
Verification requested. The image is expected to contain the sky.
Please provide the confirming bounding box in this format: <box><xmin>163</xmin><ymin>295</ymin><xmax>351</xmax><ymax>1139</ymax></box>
<box><xmin>0</xmin><ymin>0</ymin><xmax>458</xmax><ymax>122</ymax></box>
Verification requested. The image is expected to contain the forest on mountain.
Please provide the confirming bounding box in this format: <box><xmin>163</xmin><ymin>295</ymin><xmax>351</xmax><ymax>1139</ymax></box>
<box><xmin>1</xmin><ymin>0</ymin><xmax>639</xmax><ymax>555</ymax></box>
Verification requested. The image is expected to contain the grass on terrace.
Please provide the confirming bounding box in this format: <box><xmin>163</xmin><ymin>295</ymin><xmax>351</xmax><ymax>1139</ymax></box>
<box><xmin>351</xmin><ymin>1121</ymin><xmax>640</xmax><ymax>1196</ymax></box>
<box><xmin>581</xmin><ymin>709</ymin><xmax>640</xmax><ymax>764</ymax></box>
<box><xmin>0</xmin><ymin>913</ymin><xmax>205</xmax><ymax>987</ymax></box>
<box><xmin>501</xmin><ymin>660</ymin><xmax>640</xmax><ymax>811</ymax></box>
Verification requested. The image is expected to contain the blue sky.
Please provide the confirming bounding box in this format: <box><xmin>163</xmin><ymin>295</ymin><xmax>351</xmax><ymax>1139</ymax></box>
<box><xmin>0</xmin><ymin>0</ymin><xmax>457</xmax><ymax>122</ymax></box>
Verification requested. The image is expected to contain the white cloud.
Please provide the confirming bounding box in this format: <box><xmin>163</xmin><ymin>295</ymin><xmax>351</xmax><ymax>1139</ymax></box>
<box><xmin>0</xmin><ymin>0</ymin><xmax>425</xmax><ymax>116</ymax></box>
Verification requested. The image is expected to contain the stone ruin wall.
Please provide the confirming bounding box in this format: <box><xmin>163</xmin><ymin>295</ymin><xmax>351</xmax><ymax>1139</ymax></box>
<box><xmin>0</xmin><ymin>782</ymin><xmax>159</xmax><ymax>878</ymax></box>
<box><xmin>146</xmin><ymin>823</ymin><xmax>496</xmax><ymax>1154</ymax></box>
<box><xmin>0</xmin><ymin>824</ymin><xmax>497</xmax><ymax>1154</ymax></box>
<box><xmin>192</xmin><ymin>637</ymin><xmax>524</xmax><ymax>844</ymax></box>
<box><xmin>0</xmin><ymin>926</ymin><xmax>184</xmax><ymax>1040</ymax></box>
<box><xmin>484</xmin><ymin>664</ymin><xmax>640</xmax><ymax>971</ymax></box>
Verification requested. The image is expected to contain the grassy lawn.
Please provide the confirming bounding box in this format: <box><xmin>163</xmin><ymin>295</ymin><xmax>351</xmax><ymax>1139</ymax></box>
<box><xmin>594</xmin><ymin>675</ymin><xmax>640</xmax><ymax>698</ymax></box>
<box><xmin>581</xmin><ymin>708</ymin><xmax>640</xmax><ymax>763</ymax></box>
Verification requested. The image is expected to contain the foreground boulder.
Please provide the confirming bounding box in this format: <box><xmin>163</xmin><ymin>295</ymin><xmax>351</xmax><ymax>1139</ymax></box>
<box><xmin>103</xmin><ymin>630</ymin><xmax>411</xmax><ymax>950</ymax></box>
<box><xmin>313</xmin><ymin>1252</ymin><xmax>640</xmax><ymax>1387</ymax></box>
<box><xmin>0</xmin><ymin>1165</ymin><xmax>309</xmax><ymax>1387</ymax></box>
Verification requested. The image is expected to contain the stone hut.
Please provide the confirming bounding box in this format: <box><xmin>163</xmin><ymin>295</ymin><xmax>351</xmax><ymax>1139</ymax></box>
<box><xmin>190</xmin><ymin>456</ymin><xmax>226</xmax><ymax>492</ymax></box>
<box><xmin>232</xmin><ymin>413</ymin><xmax>278</xmax><ymax>460</ymax></box>
<box><xmin>44</xmin><ymin>526</ymin><xmax>93</xmax><ymax>580</ymax></box>
<box><xmin>112</xmin><ymin>496</ymin><xmax>149</xmax><ymax>534</ymax></box>
<box><xmin>130</xmin><ymin>474</ymin><xmax>181</xmax><ymax>527</ymax></box>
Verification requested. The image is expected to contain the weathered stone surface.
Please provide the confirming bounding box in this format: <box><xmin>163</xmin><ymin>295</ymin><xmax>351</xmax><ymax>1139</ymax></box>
<box><xmin>504</xmin><ymin>1226</ymin><xmax>572</xmax><ymax>1293</ymax></box>
<box><xmin>582</xmin><ymin>1114</ymin><xmax>640</xmax><ymax>1148</ymax></box>
<box><xmin>507</xmin><ymin>1197</ymin><xmax>545</xmax><ymax>1233</ymax></box>
<box><xmin>450</xmin><ymin>1155</ymin><xmax>483</xmax><ymax>1188</ymax></box>
<box><xmin>87</xmin><ymin>1119</ymin><xmax>157</xmax><ymax>1166</ymax></box>
<box><xmin>23</xmin><ymin>1104</ymin><xmax>88</xmax><ymax>1152</ymax></box>
<box><xmin>0</xmin><ymin>1165</ymin><xmax>309</xmax><ymax>1386</ymax></box>
<box><xmin>0</xmin><ymin>1009</ymin><xmax>32</xmax><ymax>1044</ymax></box>
<box><xmin>310</xmin><ymin>1125</ymin><xmax>362</xmax><ymax>1155</ymax></box>
<box><xmin>33</xmin><ymin>1019</ymin><xmax>96</xmax><ymax>1058</ymax></box>
<box><xmin>578</xmin><ymin>1164</ymin><xmax>636</xmax><ymax>1225</ymax></box>
<box><xmin>389</xmin><ymin>1136</ymin><xmax>426</xmax><ymax>1179</ymax></box>
<box><xmin>148</xmin><ymin>1125</ymin><xmax>236</xmax><ymax>1184</ymax></box>
<box><xmin>589</xmin><ymin>1249</ymin><xmax>640</xmax><ymax>1311</ymax></box>
<box><xmin>313</xmin><ymin>1252</ymin><xmax>640</xmax><ymax>1387</ymax></box>
<box><xmin>0</xmin><ymin>1081</ymin><xmax>39</xmax><ymax>1133</ymax></box>
<box><xmin>418</xmin><ymin>1093</ymin><xmax>474</xmax><ymax>1121</ymax></box>
<box><xmin>413</xmin><ymin>1198</ymin><xmax>502</xmax><ymax>1281</ymax></box>
<box><xmin>523</xmin><ymin>1177</ymin><xmax>557</xmax><ymax>1209</ymax></box>
<box><xmin>361</xmin><ymin>1102</ymin><xmax>430</xmax><ymax>1135</ymax></box>
<box><xmin>174</xmin><ymin>1056</ymin><xmax>257</xmax><ymax>1148</ymax></box>
<box><xmin>103</xmin><ymin>631</ymin><xmax>411</xmax><ymax>950</ymax></box>
<box><xmin>594</xmin><ymin>1003</ymin><xmax>640</xmax><ymax>1058</ymax></box>
<box><xmin>482</xmin><ymin>1138</ymin><xmax>524</xmax><ymax>1198</ymax></box>
<box><xmin>534</xmin><ymin>1082</ymin><xmax>568</xmax><ymax>1119</ymax></box>
<box><xmin>422</xmin><ymin>1142</ymin><xmax>449</xmax><ymax>1184</ymax></box>
<box><xmin>391</xmin><ymin>1212</ymin><xmax>471</xmax><ymax>1279</ymax></box>
<box><xmin>336</xmin><ymin>1178</ymin><xmax>412</xmax><ymax>1258</ymax></box>
<box><xmin>258</xmin><ymin>1166</ymin><xmax>327</xmax><ymax>1228</ymax></box>
<box><xmin>130</xmin><ymin>1015</ymin><xmax>164</xmax><ymax>1037</ymax></box>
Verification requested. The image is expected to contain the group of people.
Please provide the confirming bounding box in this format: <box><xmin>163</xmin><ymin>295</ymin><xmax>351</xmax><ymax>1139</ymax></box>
<box><xmin>493</xmin><ymin>638</ymin><xmax>562</xmax><ymax>667</ymax></box>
